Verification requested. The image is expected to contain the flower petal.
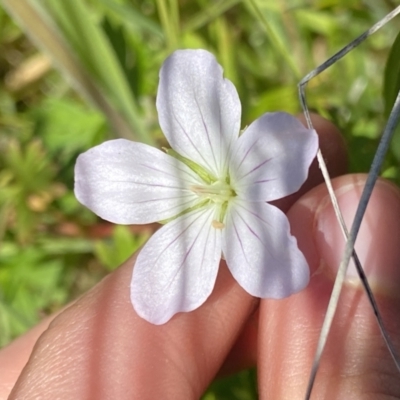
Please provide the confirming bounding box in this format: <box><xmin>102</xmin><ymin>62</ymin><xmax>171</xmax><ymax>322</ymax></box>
<box><xmin>74</xmin><ymin>139</ymin><xmax>202</xmax><ymax>224</ymax></box>
<box><xmin>222</xmin><ymin>200</ymin><xmax>309</xmax><ymax>298</ymax></box>
<box><xmin>230</xmin><ymin>112</ymin><xmax>318</xmax><ymax>202</ymax></box>
<box><xmin>131</xmin><ymin>207</ymin><xmax>221</xmax><ymax>324</ymax></box>
<box><xmin>156</xmin><ymin>49</ymin><xmax>241</xmax><ymax>177</ymax></box>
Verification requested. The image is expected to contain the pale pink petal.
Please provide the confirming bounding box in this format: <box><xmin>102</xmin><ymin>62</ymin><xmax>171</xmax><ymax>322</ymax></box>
<box><xmin>131</xmin><ymin>207</ymin><xmax>221</xmax><ymax>324</ymax></box>
<box><xmin>230</xmin><ymin>112</ymin><xmax>318</xmax><ymax>202</ymax></box>
<box><xmin>74</xmin><ymin>139</ymin><xmax>202</xmax><ymax>224</ymax></box>
<box><xmin>222</xmin><ymin>200</ymin><xmax>309</xmax><ymax>298</ymax></box>
<box><xmin>156</xmin><ymin>49</ymin><xmax>241</xmax><ymax>177</ymax></box>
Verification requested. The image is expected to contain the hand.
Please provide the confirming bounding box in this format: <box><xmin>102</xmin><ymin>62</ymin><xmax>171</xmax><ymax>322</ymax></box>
<box><xmin>1</xmin><ymin>115</ymin><xmax>400</xmax><ymax>399</ymax></box>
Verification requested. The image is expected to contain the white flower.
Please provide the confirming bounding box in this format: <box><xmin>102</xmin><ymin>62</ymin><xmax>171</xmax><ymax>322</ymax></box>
<box><xmin>74</xmin><ymin>49</ymin><xmax>318</xmax><ymax>325</ymax></box>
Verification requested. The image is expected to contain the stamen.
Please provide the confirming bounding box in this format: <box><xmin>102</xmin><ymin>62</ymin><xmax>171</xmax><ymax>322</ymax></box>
<box><xmin>212</xmin><ymin>220</ymin><xmax>225</xmax><ymax>229</ymax></box>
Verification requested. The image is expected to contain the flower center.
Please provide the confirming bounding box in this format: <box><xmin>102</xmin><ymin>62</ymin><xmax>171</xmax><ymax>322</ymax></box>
<box><xmin>190</xmin><ymin>179</ymin><xmax>236</xmax><ymax>230</ymax></box>
<box><xmin>162</xmin><ymin>148</ymin><xmax>237</xmax><ymax>228</ymax></box>
<box><xmin>190</xmin><ymin>179</ymin><xmax>236</xmax><ymax>204</ymax></box>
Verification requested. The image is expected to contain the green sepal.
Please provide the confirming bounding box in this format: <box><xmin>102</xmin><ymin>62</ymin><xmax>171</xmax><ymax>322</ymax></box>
<box><xmin>164</xmin><ymin>148</ymin><xmax>216</xmax><ymax>184</ymax></box>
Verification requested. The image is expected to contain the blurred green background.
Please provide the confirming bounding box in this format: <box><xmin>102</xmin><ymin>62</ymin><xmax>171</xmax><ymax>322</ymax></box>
<box><xmin>0</xmin><ymin>0</ymin><xmax>400</xmax><ymax>398</ymax></box>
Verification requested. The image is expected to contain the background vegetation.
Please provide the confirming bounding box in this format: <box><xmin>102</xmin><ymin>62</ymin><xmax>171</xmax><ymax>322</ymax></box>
<box><xmin>0</xmin><ymin>0</ymin><xmax>399</xmax><ymax>398</ymax></box>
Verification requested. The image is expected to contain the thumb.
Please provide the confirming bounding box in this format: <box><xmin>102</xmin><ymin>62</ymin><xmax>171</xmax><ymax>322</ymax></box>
<box><xmin>258</xmin><ymin>174</ymin><xmax>400</xmax><ymax>399</ymax></box>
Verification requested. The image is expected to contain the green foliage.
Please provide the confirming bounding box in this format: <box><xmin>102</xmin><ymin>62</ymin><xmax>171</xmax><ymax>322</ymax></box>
<box><xmin>42</xmin><ymin>0</ymin><xmax>149</xmax><ymax>140</ymax></box>
<box><xmin>31</xmin><ymin>97</ymin><xmax>106</xmax><ymax>163</ymax></box>
<box><xmin>0</xmin><ymin>0</ymin><xmax>399</xmax><ymax>397</ymax></box>
<box><xmin>202</xmin><ymin>369</ymin><xmax>258</xmax><ymax>400</ymax></box>
<box><xmin>94</xmin><ymin>226</ymin><xmax>148</xmax><ymax>271</ymax></box>
<box><xmin>384</xmin><ymin>30</ymin><xmax>400</xmax><ymax>171</ymax></box>
<box><xmin>384</xmin><ymin>26</ymin><xmax>400</xmax><ymax>117</ymax></box>
<box><xmin>0</xmin><ymin>244</ymin><xmax>65</xmax><ymax>346</ymax></box>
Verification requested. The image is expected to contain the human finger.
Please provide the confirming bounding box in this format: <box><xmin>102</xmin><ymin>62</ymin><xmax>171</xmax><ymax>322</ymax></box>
<box><xmin>258</xmin><ymin>174</ymin><xmax>400</xmax><ymax>399</ymax></box>
<box><xmin>6</xmin><ymin>257</ymin><xmax>258</xmax><ymax>399</ymax></box>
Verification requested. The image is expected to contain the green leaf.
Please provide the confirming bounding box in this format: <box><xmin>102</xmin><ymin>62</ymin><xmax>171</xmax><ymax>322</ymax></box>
<box><xmin>295</xmin><ymin>9</ymin><xmax>339</xmax><ymax>36</ymax></box>
<box><xmin>383</xmin><ymin>30</ymin><xmax>400</xmax><ymax>164</ymax></box>
<box><xmin>101</xmin><ymin>17</ymin><xmax>143</xmax><ymax>98</ymax></box>
<box><xmin>41</xmin><ymin>0</ymin><xmax>149</xmax><ymax>142</ymax></box>
<box><xmin>97</xmin><ymin>0</ymin><xmax>163</xmax><ymax>38</ymax></box>
<box><xmin>0</xmin><ymin>245</ymin><xmax>67</xmax><ymax>341</ymax></box>
<box><xmin>389</xmin><ymin>124</ymin><xmax>400</xmax><ymax>162</ymax></box>
<box><xmin>182</xmin><ymin>0</ymin><xmax>240</xmax><ymax>32</ymax></box>
<box><xmin>245</xmin><ymin>0</ymin><xmax>301</xmax><ymax>80</ymax></box>
<box><xmin>247</xmin><ymin>85</ymin><xmax>298</xmax><ymax>121</ymax></box>
<box><xmin>94</xmin><ymin>226</ymin><xmax>147</xmax><ymax>271</ymax></box>
<box><xmin>2</xmin><ymin>0</ymin><xmax>150</xmax><ymax>143</ymax></box>
<box><xmin>384</xmin><ymin>30</ymin><xmax>400</xmax><ymax>118</ymax></box>
<box><xmin>32</xmin><ymin>98</ymin><xmax>106</xmax><ymax>162</ymax></box>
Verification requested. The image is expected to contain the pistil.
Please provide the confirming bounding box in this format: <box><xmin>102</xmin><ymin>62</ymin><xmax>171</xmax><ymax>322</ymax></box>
<box><xmin>190</xmin><ymin>180</ymin><xmax>236</xmax><ymax>203</ymax></box>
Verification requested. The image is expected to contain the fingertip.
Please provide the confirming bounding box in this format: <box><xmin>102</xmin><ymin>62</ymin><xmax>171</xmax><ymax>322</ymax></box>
<box><xmin>288</xmin><ymin>174</ymin><xmax>400</xmax><ymax>297</ymax></box>
<box><xmin>258</xmin><ymin>174</ymin><xmax>400</xmax><ymax>399</ymax></box>
<box><xmin>7</xmin><ymin>255</ymin><xmax>258</xmax><ymax>400</ymax></box>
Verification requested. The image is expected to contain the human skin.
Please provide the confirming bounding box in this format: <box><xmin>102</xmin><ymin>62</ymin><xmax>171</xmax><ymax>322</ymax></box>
<box><xmin>1</xmin><ymin>115</ymin><xmax>400</xmax><ymax>399</ymax></box>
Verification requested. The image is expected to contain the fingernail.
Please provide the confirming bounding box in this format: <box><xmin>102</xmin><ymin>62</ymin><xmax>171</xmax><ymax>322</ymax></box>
<box><xmin>315</xmin><ymin>177</ymin><xmax>400</xmax><ymax>297</ymax></box>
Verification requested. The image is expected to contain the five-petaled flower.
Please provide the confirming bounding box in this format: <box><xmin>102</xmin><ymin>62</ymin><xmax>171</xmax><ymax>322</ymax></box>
<box><xmin>74</xmin><ymin>49</ymin><xmax>318</xmax><ymax>325</ymax></box>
